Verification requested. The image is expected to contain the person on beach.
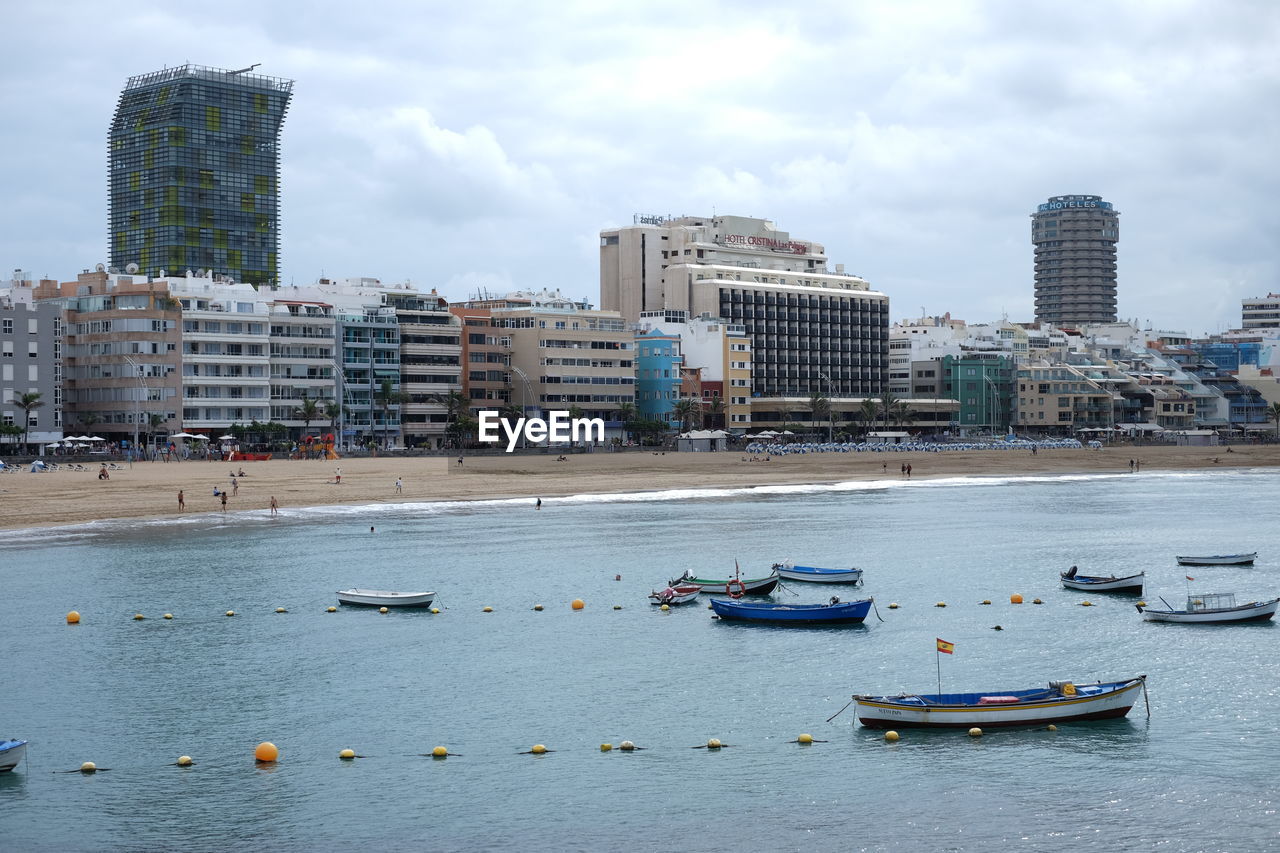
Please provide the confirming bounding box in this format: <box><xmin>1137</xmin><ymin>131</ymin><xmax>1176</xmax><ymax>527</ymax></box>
<box><xmin>269</xmin><ymin>495</ymin><xmax>278</xmax><ymax>515</ymax></box>
<box><xmin>1129</xmin><ymin>459</ymin><xmax>1135</xmax><ymax>472</ymax></box>
<box><xmin>457</xmin><ymin>456</ymin><xmax>464</xmax><ymax>467</ymax></box>
<box><xmin>536</xmin><ymin>498</ymin><xmax>542</xmax><ymax>510</ymax></box>
<box><xmin>98</xmin><ymin>464</ymin><xmax>109</xmax><ymax>480</ymax></box>
<box><xmin>220</xmin><ymin>492</ymin><xmax>228</xmax><ymax>512</ymax></box>
<box><xmin>395</xmin><ymin>477</ymin><xmax>403</xmax><ymax>494</ymax></box>
<box><xmin>906</xmin><ymin>463</ymin><xmax>912</xmax><ymax>478</ymax></box>
<box><xmin>231</xmin><ymin>477</ymin><xmax>238</xmax><ymax>496</ymax></box>
<box><xmin>334</xmin><ymin>467</ymin><xmax>341</xmax><ymax>484</ymax></box>
<box><xmin>178</xmin><ymin>490</ymin><xmax>185</xmax><ymax>511</ymax></box>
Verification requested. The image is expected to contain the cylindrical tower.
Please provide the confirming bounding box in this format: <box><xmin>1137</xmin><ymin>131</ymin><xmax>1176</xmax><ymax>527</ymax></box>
<box><xmin>1031</xmin><ymin>195</ymin><xmax>1119</xmax><ymax>325</ymax></box>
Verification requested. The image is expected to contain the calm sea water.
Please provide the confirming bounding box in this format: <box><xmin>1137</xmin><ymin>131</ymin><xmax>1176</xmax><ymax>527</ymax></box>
<box><xmin>1</xmin><ymin>468</ymin><xmax>1278</xmax><ymax>852</ymax></box>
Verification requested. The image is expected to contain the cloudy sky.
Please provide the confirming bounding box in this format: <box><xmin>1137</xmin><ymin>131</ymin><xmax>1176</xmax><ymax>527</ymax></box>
<box><xmin>2</xmin><ymin>0</ymin><xmax>1276</xmax><ymax>332</ymax></box>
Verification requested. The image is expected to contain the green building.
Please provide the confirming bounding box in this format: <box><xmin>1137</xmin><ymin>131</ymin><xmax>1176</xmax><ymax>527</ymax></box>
<box><xmin>109</xmin><ymin>64</ymin><xmax>293</xmax><ymax>286</ymax></box>
<box><xmin>943</xmin><ymin>354</ymin><xmax>1013</xmax><ymax>434</ymax></box>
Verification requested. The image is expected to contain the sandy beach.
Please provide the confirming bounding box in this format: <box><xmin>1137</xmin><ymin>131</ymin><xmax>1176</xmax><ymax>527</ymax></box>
<box><xmin>2</xmin><ymin>443</ymin><xmax>1277</xmax><ymax>533</ymax></box>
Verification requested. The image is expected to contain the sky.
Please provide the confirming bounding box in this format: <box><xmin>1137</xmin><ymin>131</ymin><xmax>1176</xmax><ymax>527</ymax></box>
<box><xmin>1</xmin><ymin>0</ymin><xmax>1277</xmax><ymax>333</ymax></box>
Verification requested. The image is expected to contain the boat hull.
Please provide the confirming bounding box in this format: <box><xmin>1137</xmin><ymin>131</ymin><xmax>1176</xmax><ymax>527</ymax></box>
<box><xmin>854</xmin><ymin>678</ymin><xmax>1145</xmax><ymax>729</ymax></box>
<box><xmin>1060</xmin><ymin>572</ymin><xmax>1144</xmax><ymax>593</ymax></box>
<box><xmin>1138</xmin><ymin>598</ymin><xmax>1278</xmax><ymax>623</ymax></box>
<box><xmin>1175</xmin><ymin>553</ymin><xmax>1256</xmax><ymax>566</ymax></box>
<box><xmin>775</xmin><ymin>564</ymin><xmax>864</xmax><ymax>584</ymax></box>
<box><xmin>675</xmin><ymin>572</ymin><xmax>780</xmax><ymax>595</ymax></box>
<box><xmin>710</xmin><ymin>597</ymin><xmax>872</xmax><ymax>625</ymax></box>
<box><xmin>648</xmin><ymin>585</ymin><xmax>701</xmax><ymax>606</ymax></box>
<box><xmin>336</xmin><ymin>589</ymin><xmax>436</xmax><ymax>608</ymax></box>
<box><xmin>0</xmin><ymin>740</ymin><xmax>27</xmax><ymax>772</ymax></box>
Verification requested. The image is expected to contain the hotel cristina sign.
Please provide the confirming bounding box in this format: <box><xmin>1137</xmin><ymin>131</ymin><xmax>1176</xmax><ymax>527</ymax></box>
<box><xmin>721</xmin><ymin>234</ymin><xmax>808</xmax><ymax>254</ymax></box>
<box><xmin>1038</xmin><ymin>195</ymin><xmax>1113</xmax><ymax>212</ymax></box>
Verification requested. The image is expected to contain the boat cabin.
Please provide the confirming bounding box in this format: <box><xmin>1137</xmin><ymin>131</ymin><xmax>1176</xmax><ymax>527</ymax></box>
<box><xmin>1187</xmin><ymin>593</ymin><xmax>1235</xmax><ymax>612</ymax></box>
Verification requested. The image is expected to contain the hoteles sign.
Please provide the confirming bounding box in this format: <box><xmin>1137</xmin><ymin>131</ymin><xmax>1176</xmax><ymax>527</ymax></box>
<box><xmin>720</xmin><ymin>233</ymin><xmax>808</xmax><ymax>254</ymax></box>
<box><xmin>477</xmin><ymin>411</ymin><xmax>605</xmax><ymax>452</ymax></box>
<box><xmin>1038</xmin><ymin>196</ymin><xmax>1114</xmax><ymax>212</ymax></box>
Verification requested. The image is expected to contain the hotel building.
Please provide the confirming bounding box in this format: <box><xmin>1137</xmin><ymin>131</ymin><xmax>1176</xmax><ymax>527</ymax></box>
<box><xmin>1</xmin><ymin>274</ymin><xmax>65</xmax><ymax>447</ymax></box>
<box><xmin>1031</xmin><ymin>195</ymin><xmax>1120</xmax><ymax>325</ymax></box>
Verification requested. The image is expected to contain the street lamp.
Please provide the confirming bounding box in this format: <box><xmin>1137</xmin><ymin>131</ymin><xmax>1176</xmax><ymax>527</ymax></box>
<box><xmin>818</xmin><ymin>371</ymin><xmax>834</xmax><ymax>442</ymax></box>
<box><xmin>122</xmin><ymin>355</ymin><xmax>148</xmax><ymax>462</ymax></box>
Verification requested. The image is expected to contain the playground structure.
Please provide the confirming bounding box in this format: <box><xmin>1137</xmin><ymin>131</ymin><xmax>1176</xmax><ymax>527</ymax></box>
<box><xmin>294</xmin><ymin>434</ymin><xmax>340</xmax><ymax>460</ymax></box>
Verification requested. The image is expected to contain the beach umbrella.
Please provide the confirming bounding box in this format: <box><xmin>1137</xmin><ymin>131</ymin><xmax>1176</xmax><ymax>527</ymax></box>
<box><xmin>218</xmin><ymin>434</ymin><xmax>236</xmax><ymax>440</ymax></box>
<box><xmin>169</xmin><ymin>432</ymin><xmax>195</xmax><ymax>439</ymax></box>
<box><xmin>45</xmin><ymin>441</ymin><xmax>62</xmax><ymax>448</ymax></box>
<box><xmin>189</xmin><ymin>434</ymin><xmax>210</xmax><ymax>440</ymax></box>
<box><xmin>85</xmin><ymin>436</ymin><xmax>106</xmax><ymax>442</ymax></box>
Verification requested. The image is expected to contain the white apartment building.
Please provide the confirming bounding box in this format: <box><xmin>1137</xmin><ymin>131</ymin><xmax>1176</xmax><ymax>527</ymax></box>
<box><xmin>1243</xmin><ymin>294</ymin><xmax>1280</xmax><ymax>330</ymax></box>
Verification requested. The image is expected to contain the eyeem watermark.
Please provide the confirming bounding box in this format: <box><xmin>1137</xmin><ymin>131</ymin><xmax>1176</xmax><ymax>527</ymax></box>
<box><xmin>477</xmin><ymin>410</ymin><xmax>605</xmax><ymax>452</ymax></box>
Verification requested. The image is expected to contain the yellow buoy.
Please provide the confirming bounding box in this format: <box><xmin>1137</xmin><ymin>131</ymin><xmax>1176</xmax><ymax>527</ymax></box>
<box><xmin>1033</xmin><ymin>598</ymin><xmax>1043</xmax><ymax>605</ymax></box>
<box><xmin>326</xmin><ymin>606</ymin><xmax>337</xmax><ymax>612</ymax></box>
<box><xmin>884</xmin><ymin>731</ymin><xmax>899</xmax><ymax>742</ymax></box>
<box><xmin>482</xmin><ymin>606</ymin><xmax>493</xmax><ymax>613</ymax></box>
<box><xmin>888</xmin><ymin>603</ymin><xmax>900</xmax><ymax>609</ymax></box>
<box><xmin>276</xmin><ymin>607</ymin><xmax>287</xmax><ymax>613</ymax></box>
<box><xmin>968</xmin><ymin>727</ymin><xmax>983</xmax><ymax>737</ymax></box>
<box><xmin>430</xmin><ymin>607</ymin><xmax>440</xmax><ymax>614</ymax></box>
<box><xmin>530</xmin><ymin>744</ymin><xmax>547</xmax><ymax>755</ymax></box>
<box><xmin>1010</xmin><ymin>594</ymin><xmax>1023</xmax><ymax>604</ymax></box>
<box><xmin>176</xmin><ymin>755</ymin><xmax>193</xmax><ymax>767</ymax></box>
<box><xmin>80</xmin><ymin>761</ymin><xmax>97</xmax><ymax>773</ymax></box>
<box><xmin>379</xmin><ymin>607</ymin><xmax>389</xmax><ymax>614</ymax></box>
<box><xmin>1137</xmin><ymin>601</ymin><xmax>1146</xmax><ymax>608</ymax></box>
<box><xmin>163</xmin><ymin>613</ymin><xmax>173</xmax><ymax>620</ymax></box>
<box><xmin>600</xmin><ymin>743</ymin><xmax>612</xmax><ymax>752</ymax></box>
<box><xmin>533</xmin><ymin>604</ymin><xmax>543</xmax><ymax>611</ymax></box>
<box><xmin>1080</xmin><ymin>601</ymin><xmax>1093</xmax><ymax>607</ymax></box>
<box><xmin>706</xmin><ymin>738</ymin><xmax>722</xmax><ymax>749</ymax></box>
<box><xmin>339</xmin><ymin>748</ymin><xmax>356</xmax><ymax>760</ymax></box>
<box><xmin>797</xmin><ymin>733</ymin><xmax>814</xmax><ymax>744</ymax></box>
<box><xmin>980</xmin><ymin>600</ymin><xmax>991</xmax><ymax>605</ymax></box>
<box><xmin>66</xmin><ymin>610</ymin><xmax>81</xmax><ymax>624</ymax></box>
<box><xmin>225</xmin><ymin>610</ymin><xmax>235</xmax><ymax>617</ymax></box>
<box><xmin>254</xmin><ymin>742</ymin><xmax>279</xmax><ymax>763</ymax></box>
<box><xmin>432</xmin><ymin>746</ymin><xmax>448</xmax><ymax>758</ymax></box>
<box><xmin>935</xmin><ymin>602</ymin><xmax>946</xmax><ymax>608</ymax></box>
<box><xmin>620</xmin><ymin>740</ymin><xmax>636</xmax><ymax>751</ymax></box>
<box><xmin>612</xmin><ymin>605</ymin><xmax>621</xmax><ymax>610</ymax></box>
<box><xmin>571</xmin><ymin>599</ymin><xmax>585</xmax><ymax>611</ymax></box>
<box><xmin>1047</xmin><ymin>724</ymin><xmax>1058</xmax><ymax>732</ymax></box>
<box><xmin>660</xmin><ymin>604</ymin><xmax>670</xmax><ymax>611</ymax></box>
<box><xmin>134</xmin><ymin>613</ymin><xmax>145</xmax><ymax>620</ymax></box>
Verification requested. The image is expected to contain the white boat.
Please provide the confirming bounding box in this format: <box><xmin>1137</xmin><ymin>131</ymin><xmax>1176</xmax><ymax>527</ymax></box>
<box><xmin>854</xmin><ymin>677</ymin><xmax>1146</xmax><ymax>729</ymax></box>
<box><xmin>1060</xmin><ymin>567</ymin><xmax>1144</xmax><ymax>593</ymax></box>
<box><xmin>773</xmin><ymin>561</ymin><xmax>864</xmax><ymax>585</ymax></box>
<box><xmin>0</xmin><ymin>739</ymin><xmax>27</xmax><ymax>772</ymax></box>
<box><xmin>1175</xmin><ymin>552</ymin><xmax>1257</xmax><ymax>566</ymax></box>
<box><xmin>1137</xmin><ymin>593</ymin><xmax>1278</xmax><ymax>623</ymax></box>
<box><xmin>336</xmin><ymin>589</ymin><xmax>435</xmax><ymax>608</ymax></box>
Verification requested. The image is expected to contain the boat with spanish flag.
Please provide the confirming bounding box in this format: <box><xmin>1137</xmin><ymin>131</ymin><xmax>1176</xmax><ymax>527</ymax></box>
<box><xmin>852</xmin><ymin>676</ymin><xmax>1148</xmax><ymax>729</ymax></box>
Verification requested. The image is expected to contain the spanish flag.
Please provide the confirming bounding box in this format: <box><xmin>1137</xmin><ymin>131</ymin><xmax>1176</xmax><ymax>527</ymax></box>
<box><xmin>936</xmin><ymin>638</ymin><xmax>955</xmax><ymax>655</ymax></box>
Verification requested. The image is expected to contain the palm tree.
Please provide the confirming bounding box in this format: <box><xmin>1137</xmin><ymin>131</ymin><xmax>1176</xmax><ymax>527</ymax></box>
<box><xmin>17</xmin><ymin>392</ymin><xmax>43</xmax><ymax>454</ymax></box>
<box><xmin>145</xmin><ymin>413</ymin><xmax>166</xmax><ymax>452</ymax></box>
<box><xmin>324</xmin><ymin>401</ymin><xmax>342</xmax><ymax>434</ymax></box>
<box><xmin>671</xmin><ymin>398</ymin><xmax>701</xmax><ymax>433</ymax></box>
<box><xmin>430</xmin><ymin>390</ymin><xmax>470</xmax><ymax>448</ymax></box>
<box><xmin>889</xmin><ymin>402</ymin><xmax>914</xmax><ymax>429</ymax></box>
<box><xmin>1268</xmin><ymin>401</ymin><xmax>1280</xmax><ymax>439</ymax></box>
<box><xmin>858</xmin><ymin>399</ymin><xmax>880</xmax><ymax>437</ymax></box>
<box><xmin>295</xmin><ymin>395</ymin><xmax>320</xmax><ymax>440</ymax></box>
<box><xmin>702</xmin><ymin>397</ymin><xmax>725</xmax><ymax>430</ymax></box>
<box><xmin>878</xmin><ymin>392</ymin><xmax>901</xmax><ymax>432</ymax></box>
<box><xmin>373</xmin><ymin>378</ymin><xmax>408</xmax><ymax>449</ymax></box>
<box><xmin>808</xmin><ymin>390</ymin><xmax>831</xmax><ymax>441</ymax></box>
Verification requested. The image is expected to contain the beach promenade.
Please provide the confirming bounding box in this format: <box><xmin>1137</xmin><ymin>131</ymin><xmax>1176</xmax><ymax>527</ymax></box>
<box><xmin>2</xmin><ymin>443</ymin><xmax>1277</xmax><ymax>532</ymax></box>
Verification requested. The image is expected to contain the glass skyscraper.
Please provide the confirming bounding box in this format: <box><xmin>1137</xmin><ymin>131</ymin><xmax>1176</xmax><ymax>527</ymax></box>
<box><xmin>1031</xmin><ymin>195</ymin><xmax>1120</xmax><ymax>325</ymax></box>
<box><xmin>109</xmin><ymin>64</ymin><xmax>293</xmax><ymax>285</ymax></box>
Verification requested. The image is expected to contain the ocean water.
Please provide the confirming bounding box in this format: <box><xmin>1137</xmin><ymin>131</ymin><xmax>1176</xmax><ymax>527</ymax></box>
<box><xmin>1</xmin><ymin>468</ymin><xmax>1278</xmax><ymax>852</ymax></box>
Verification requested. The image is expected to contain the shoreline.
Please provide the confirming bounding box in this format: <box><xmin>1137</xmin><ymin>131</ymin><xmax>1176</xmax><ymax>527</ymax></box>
<box><xmin>1</xmin><ymin>443</ymin><xmax>1276</xmax><ymax>534</ymax></box>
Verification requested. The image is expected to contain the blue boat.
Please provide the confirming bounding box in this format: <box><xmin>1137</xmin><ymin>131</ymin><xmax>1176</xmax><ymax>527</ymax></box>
<box><xmin>0</xmin><ymin>739</ymin><xmax>27</xmax><ymax>772</ymax></box>
<box><xmin>710</xmin><ymin>596</ymin><xmax>873</xmax><ymax>625</ymax></box>
<box><xmin>774</xmin><ymin>562</ymin><xmax>864</xmax><ymax>585</ymax></box>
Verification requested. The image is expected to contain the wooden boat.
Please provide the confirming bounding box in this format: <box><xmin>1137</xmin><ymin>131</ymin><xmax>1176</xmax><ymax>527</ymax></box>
<box><xmin>854</xmin><ymin>676</ymin><xmax>1147</xmax><ymax>729</ymax></box>
<box><xmin>710</xmin><ymin>596</ymin><xmax>873</xmax><ymax>625</ymax></box>
<box><xmin>673</xmin><ymin>569</ymin><xmax>780</xmax><ymax>596</ymax></box>
<box><xmin>0</xmin><ymin>739</ymin><xmax>27</xmax><ymax>772</ymax></box>
<box><xmin>1175</xmin><ymin>552</ymin><xmax>1257</xmax><ymax>566</ymax></box>
<box><xmin>648</xmin><ymin>584</ymin><xmax>701</xmax><ymax>606</ymax></box>
<box><xmin>1136</xmin><ymin>593</ymin><xmax>1279</xmax><ymax>623</ymax></box>
<box><xmin>773</xmin><ymin>562</ymin><xmax>864</xmax><ymax>585</ymax></box>
<box><xmin>1060</xmin><ymin>566</ymin><xmax>1144</xmax><ymax>593</ymax></box>
<box><xmin>336</xmin><ymin>589</ymin><xmax>435</xmax><ymax>608</ymax></box>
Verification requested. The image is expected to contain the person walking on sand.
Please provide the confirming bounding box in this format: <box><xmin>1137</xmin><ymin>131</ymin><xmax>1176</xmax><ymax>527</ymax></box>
<box><xmin>395</xmin><ymin>477</ymin><xmax>403</xmax><ymax>494</ymax></box>
<box><xmin>1129</xmin><ymin>459</ymin><xmax>1135</xmax><ymax>472</ymax></box>
<box><xmin>906</xmin><ymin>463</ymin><xmax>912</xmax><ymax>478</ymax></box>
<box><xmin>231</xmin><ymin>476</ymin><xmax>239</xmax><ymax>496</ymax></box>
<box><xmin>178</xmin><ymin>490</ymin><xmax>185</xmax><ymax>511</ymax></box>
<box><xmin>270</xmin><ymin>495</ymin><xmax>278</xmax><ymax>516</ymax></box>
<box><xmin>536</xmin><ymin>498</ymin><xmax>542</xmax><ymax>510</ymax></box>
<box><xmin>334</xmin><ymin>467</ymin><xmax>341</xmax><ymax>484</ymax></box>
<box><xmin>457</xmin><ymin>456</ymin><xmax>464</xmax><ymax>467</ymax></box>
<box><xmin>220</xmin><ymin>491</ymin><xmax>228</xmax><ymax>512</ymax></box>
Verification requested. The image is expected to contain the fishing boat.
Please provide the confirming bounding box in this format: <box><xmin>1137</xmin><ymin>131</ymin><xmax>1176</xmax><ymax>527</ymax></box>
<box><xmin>673</xmin><ymin>568</ymin><xmax>780</xmax><ymax>596</ymax></box>
<box><xmin>648</xmin><ymin>584</ymin><xmax>702</xmax><ymax>606</ymax></box>
<box><xmin>0</xmin><ymin>739</ymin><xmax>27</xmax><ymax>772</ymax></box>
<box><xmin>1060</xmin><ymin>566</ymin><xmax>1144</xmax><ymax>593</ymax></box>
<box><xmin>773</xmin><ymin>561</ymin><xmax>864</xmax><ymax>585</ymax></box>
<box><xmin>853</xmin><ymin>676</ymin><xmax>1147</xmax><ymax>729</ymax></box>
<box><xmin>710</xmin><ymin>596</ymin><xmax>873</xmax><ymax>625</ymax></box>
<box><xmin>336</xmin><ymin>589</ymin><xmax>436</xmax><ymax>608</ymax></box>
<box><xmin>1175</xmin><ymin>552</ymin><xmax>1257</xmax><ymax>566</ymax></box>
<box><xmin>1136</xmin><ymin>593</ymin><xmax>1279</xmax><ymax>623</ymax></box>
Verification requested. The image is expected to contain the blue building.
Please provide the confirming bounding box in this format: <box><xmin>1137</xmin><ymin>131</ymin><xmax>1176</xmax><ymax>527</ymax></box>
<box><xmin>634</xmin><ymin>329</ymin><xmax>682</xmax><ymax>427</ymax></box>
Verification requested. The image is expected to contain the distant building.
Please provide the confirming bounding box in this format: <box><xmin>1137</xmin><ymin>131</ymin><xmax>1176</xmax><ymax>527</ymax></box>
<box><xmin>1031</xmin><ymin>195</ymin><xmax>1119</xmax><ymax>325</ymax></box>
<box><xmin>109</xmin><ymin>65</ymin><xmax>293</xmax><ymax>286</ymax></box>
<box><xmin>634</xmin><ymin>328</ymin><xmax>682</xmax><ymax>427</ymax></box>
<box><xmin>1</xmin><ymin>273</ymin><xmax>65</xmax><ymax>449</ymax></box>
<box><xmin>1242</xmin><ymin>294</ymin><xmax>1280</xmax><ymax>329</ymax></box>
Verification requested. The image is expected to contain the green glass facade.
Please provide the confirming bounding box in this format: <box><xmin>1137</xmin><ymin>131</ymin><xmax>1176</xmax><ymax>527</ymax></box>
<box><xmin>943</xmin><ymin>354</ymin><xmax>1013</xmax><ymax>433</ymax></box>
<box><xmin>109</xmin><ymin>65</ymin><xmax>293</xmax><ymax>285</ymax></box>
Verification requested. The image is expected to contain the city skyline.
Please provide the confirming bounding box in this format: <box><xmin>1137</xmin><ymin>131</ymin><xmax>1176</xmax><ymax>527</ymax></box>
<box><xmin>1</xmin><ymin>1</ymin><xmax>1276</xmax><ymax>333</ymax></box>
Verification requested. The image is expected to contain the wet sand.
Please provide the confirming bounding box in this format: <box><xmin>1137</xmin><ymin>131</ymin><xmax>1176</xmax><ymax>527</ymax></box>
<box><xmin>0</xmin><ymin>444</ymin><xmax>1274</xmax><ymax>533</ymax></box>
